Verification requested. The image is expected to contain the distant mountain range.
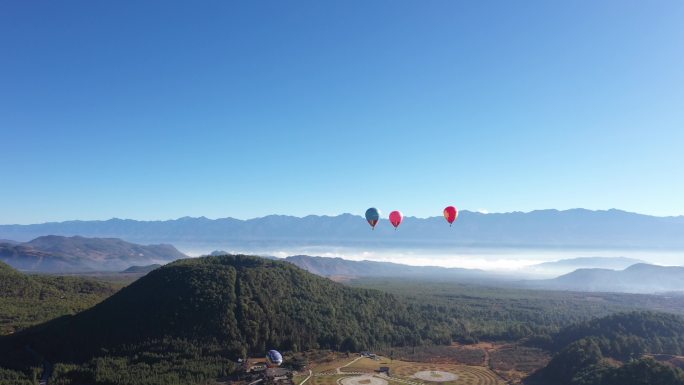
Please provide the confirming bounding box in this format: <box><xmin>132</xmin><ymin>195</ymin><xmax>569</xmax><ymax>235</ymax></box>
<box><xmin>528</xmin><ymin>256</ymin><xmax>646</xmax><ymax>276</ymax></box>
<box><xmin>0</xmin><ymin>236</ymin><xmax>187</xmax><ymax>272</ymax></box>
<box><xmin>1</xmin><ymin>209</ymin><xmax>684</xmax><ymax>249</ymax></box>
<box><xmin>527</xmin><ymin>264</ymin><xmax>684</xmax><ymax>293</ymax></box>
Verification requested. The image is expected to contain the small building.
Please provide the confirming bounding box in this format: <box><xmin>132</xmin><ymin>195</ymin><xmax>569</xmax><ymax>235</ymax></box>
<box><xmin>378</xmin><ymin>367</ymin><xmax>391</xmax><ymax>376</ymax></box>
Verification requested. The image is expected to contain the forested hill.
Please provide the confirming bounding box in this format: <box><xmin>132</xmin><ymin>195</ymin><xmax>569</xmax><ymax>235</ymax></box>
<box><xmin>0</xmin><ymin>255</ymin><xmax>452</xmax><ymax>364</ymax></box>
<box><xmin>120</xmin><ymin>264</ymin><xmax>162</xmax><ymax>273</ymax></box>
<box><xmin>0</xmin><ymin>261</ymin><xmax>116</xmax><ymax>335</ymax></box>
<box><xmin>534</xmin><ymin>311</ymin><xmax>684</xmax><ymax>385</ymax></box>
<box><xmin>0</xmin><ymin>261</ymin><xmax>32</xmax><ymax>298</ymax></box>
<box><xmin>548</xmin><ymin>311</ymin><xmax>684</xmax><ymax>356</ymax></box>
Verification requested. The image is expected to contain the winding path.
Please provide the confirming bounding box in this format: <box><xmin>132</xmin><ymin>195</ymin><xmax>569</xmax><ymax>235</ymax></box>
<box><xmin>299</xmin><ymin>370</ymin><xmax>313</xmax><ymax>385</ymax></box>
<box><xmin>337</xmin><ymin>356</ymin><xmax>364</xmax><ymax>374</ymax></box>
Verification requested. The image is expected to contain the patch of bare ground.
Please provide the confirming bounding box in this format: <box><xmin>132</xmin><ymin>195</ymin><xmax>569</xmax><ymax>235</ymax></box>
<box><xmin>647</xmin><ymin>354</ymin><xmax>684</xmax><ymax>370</ymax></box>
<box><xmin>453</xmin><ymin>342</ymin><xmax>496</xmax><ymax>351</ymax></box>
<box><xmin>340</xmin><ymin>375</ymin><xmax>387</xmax><ymax>385</ymax></box>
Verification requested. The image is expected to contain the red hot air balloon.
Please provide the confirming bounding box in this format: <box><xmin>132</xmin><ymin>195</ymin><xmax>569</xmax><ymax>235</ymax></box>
<box><xmin>389</xmin><ymin>211</ymin><xmax>403</xmax><ymax>230</ymax></box>
<box><xmin>443</xmin><ymin>206</ymin><xmax>458</xmax><ymax>226</ymax></box>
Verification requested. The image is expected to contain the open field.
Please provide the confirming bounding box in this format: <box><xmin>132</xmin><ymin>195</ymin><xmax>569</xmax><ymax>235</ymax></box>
<box><xmin>311</xmin><ymin>375</ymin><xmax>348</xmax><ymax>385</ymax></box>
<box><xmin>392</xmin><ymin>362</ymin><xmax>505</xmax><ymax>385</ymax></box>
<box><xmin>307</xmin><ymin>356</ymin><xmax>506</xmax><ymax>385</ymax></box>
<box><xmin>413</xmin><ymin>371</ymin><xmax>458</xmax><ymax>382</ymax></box>
<box><xmin>340</xmin><ymin>375</ymin><xmax>388</xmax><ymax>385</ymax></box>
<box><xmin>309</xmin><ymin>353</ymin><xmax>358</xmax><ymax>373</ymax></box>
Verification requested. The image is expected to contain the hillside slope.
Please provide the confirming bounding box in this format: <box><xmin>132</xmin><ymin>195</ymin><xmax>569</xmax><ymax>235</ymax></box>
<box><xmin>0</xmin><ymin>261</ymin><xmax>34</xmax><ymax>298</ymax></box>
<box><xmin>0</xmin><ymin>261</ymin><xmax>116</xmax><ymax>335</ymax></box>
<box><xmin>535</xmin><ymin>312</ymin><xmax>684</xmax><ymax>385</ymax></box>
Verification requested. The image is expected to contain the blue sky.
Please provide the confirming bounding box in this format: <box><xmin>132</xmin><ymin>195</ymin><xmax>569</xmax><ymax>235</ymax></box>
<box><xmin>1</xmin><ymin>1</ymin><xmax>683</xmax><ymax>224</ymax></box>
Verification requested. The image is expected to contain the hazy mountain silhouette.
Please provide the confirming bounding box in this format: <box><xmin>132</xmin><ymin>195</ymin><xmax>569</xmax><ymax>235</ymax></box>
<box><xmin>1</xmin><ymin>209</ymin><xmax>683</xmax><ymax>249</ymax></box>
<box><xmin>0</xmin><ymin>236</ymin><xmax>186</xmax><ymax>272</ymax></box>
<box><xmin>527</xmin><ymin>264</ymin><xmax>684</xmax><ymax>293</ymax></box>
<box><xmin>529</xmin><ymin>256</ymin><xmax>646</xmax><ymax>276</ymax></box>
<box><xmin>283</xmin><ymin>254</ymin><xmax>491</xmax><ymax>280</ymax></box>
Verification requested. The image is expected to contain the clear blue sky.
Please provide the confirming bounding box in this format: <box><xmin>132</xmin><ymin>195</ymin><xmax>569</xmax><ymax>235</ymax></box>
<box><xmin>1</xmin><ymin>1</ymin><xmax>683</xmax><ymax>224</ymax></box>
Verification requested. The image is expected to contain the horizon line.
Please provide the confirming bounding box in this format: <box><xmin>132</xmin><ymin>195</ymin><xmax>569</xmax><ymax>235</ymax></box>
<box><xmin>2</xmin><ymin>207</ymin><xmax>683</xmax><ymax>226</ymax></box>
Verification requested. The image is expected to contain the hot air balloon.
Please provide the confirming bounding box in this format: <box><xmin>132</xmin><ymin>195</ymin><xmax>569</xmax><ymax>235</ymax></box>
<box><xmin>389</xmin><ymin>210</ymin><xmax>403</xmax><ymax>230</ymax></box>
<box><xmin>365</xmin><ymin>208</ymin><xmax>380</xmax><ymax>230</ymax></box>
<box><xmin>443</xmin><ymin>206</ymin><xmax>458</xmax><ymax>226</ymax></box>
<box><xmin>266</xmin><ymin>350</ymin><xmax>283</xmax><ymax>367</ymax></box>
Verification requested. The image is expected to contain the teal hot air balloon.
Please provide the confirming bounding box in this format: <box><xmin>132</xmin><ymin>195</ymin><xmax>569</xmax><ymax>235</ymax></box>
<box><xmin>365</xmin><ymin>208</ymin><xmax>380</xmax><ymax>230</ymax></box>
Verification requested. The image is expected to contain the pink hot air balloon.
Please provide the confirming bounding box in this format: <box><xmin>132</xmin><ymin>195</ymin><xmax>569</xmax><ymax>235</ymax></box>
<box><xmin>389</xmin><ymin>211</ymin><xmax>403</xmax><ymax>230</ymax></box>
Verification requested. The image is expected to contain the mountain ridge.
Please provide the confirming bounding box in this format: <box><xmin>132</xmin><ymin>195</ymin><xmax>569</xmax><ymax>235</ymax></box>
<box><xmin>528</xmin><ymin>263</ymin><xmax>684</xmax><ymax>293</ymax></box>
<box><xmin>2</xmin><ymin>209</ymin><xmax>684</xmax><ymax>249</ymax></box>
<box><xmin>283</xmin><ymin>254</ymin><xmax>491</xmax><ymax>280</ymax></box>
<box><xmin>0</xmin><ymin>236</ymin><xmax>187</xmax><ymax>272</ymax></box>
<box><xmin>532</xmin><ymin>256</ymin><xmax>645</xmax><ymax>268</ymax></box>
<box><xmin>528</xmin><ymin>256</ymin><xmax>646</xmax><ymax>276</ymax></box>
